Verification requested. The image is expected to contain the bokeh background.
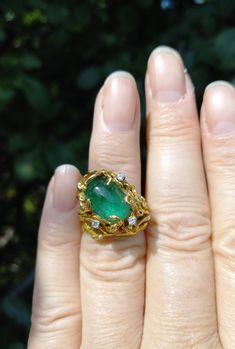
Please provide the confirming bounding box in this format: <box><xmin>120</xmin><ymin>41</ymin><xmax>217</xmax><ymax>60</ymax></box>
<box><xmin>0</xmin><ymin>0</ymin><xmax>235</xmax><ymax>347</ymax></box>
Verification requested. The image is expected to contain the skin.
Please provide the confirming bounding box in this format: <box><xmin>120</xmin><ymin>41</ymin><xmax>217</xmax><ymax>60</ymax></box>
<box><xmin>27</xmin><ymin>46</ymin><xmax>235</xmax><ymax>349</ymax></box>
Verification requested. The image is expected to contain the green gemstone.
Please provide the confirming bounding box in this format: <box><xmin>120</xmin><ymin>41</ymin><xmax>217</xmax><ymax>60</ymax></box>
<box><xmin>85</xmin><ymin>175</ymin><xmax>131</xmax><ymax>222</ymax></box>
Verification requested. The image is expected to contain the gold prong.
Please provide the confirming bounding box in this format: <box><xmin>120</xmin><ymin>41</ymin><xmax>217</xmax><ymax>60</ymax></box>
<box><xmin>106</xmin><ymin>176</ymin><xmax>112</xmax><ymax>185</ymax></box>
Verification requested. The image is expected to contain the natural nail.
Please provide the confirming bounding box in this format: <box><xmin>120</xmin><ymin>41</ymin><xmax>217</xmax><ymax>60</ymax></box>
<box><xmin>148</xmin><ymin>46</ymin><xmax>186</xmax><ymax>102</ymax></box>
<box><xmin>103</xmin><ymin>71</ymin><xmax>137</xmax><ymax>131</ymax></box>
<box><xmin>204</xmin><ymin>81</ymin><xmax>235</xmax><ymax>134</ymax></box>
<box><xmin>53</xmin><ymin>164</ymin><xmax>78</xmax><ymax>211</ymax></box>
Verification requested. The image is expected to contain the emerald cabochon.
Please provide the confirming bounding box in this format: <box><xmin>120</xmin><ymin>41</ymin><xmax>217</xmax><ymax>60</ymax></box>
<box><xmin>85</xmin><ymin>175</ymin><xmax>131</xmax><ymax>222</ymax></box>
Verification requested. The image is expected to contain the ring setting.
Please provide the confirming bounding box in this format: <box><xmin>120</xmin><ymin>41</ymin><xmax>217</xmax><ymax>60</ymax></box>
<box><xmin>77</xmin><ymin>169</ymin><xmax>150</xmax><ymax>240</ymax></box>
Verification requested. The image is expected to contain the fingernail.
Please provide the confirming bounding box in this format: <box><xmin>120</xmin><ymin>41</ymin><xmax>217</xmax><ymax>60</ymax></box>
<box><xmin>204</xmin><ymin>81</ymin><xmax>235</xmax><ymax>134</ymax></box>
<box><xmin>148</xmin><ymin>46</ymin><xmax>186</xmax><ymax>102</ymax></box>
<box><xmin>53</xmin><ymin>164</ymin><xmax>78</xmax><ymax>211</ymax></box>
<box><xmin>103</xmin><ymin>71</ymin><xmax>137</xmax><ymax>131</ymax></box>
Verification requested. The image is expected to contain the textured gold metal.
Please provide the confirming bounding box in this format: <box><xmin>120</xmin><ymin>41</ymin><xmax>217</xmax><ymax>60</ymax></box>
<box><xmin>77</xmin><ymin>169</ymin><xmax>150</xmax><ymax>240</ymax></box>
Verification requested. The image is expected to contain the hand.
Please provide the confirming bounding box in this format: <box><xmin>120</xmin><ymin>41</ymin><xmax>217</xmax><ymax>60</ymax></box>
<box><xmin>27</xmin><ymin>46</ymin><xmax>235</xmax><ymax>349</ymax></box>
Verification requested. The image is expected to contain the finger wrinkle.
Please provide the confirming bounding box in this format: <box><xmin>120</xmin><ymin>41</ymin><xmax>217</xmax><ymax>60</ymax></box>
<box><xmin>204</xmin><ymin>147</ymin><xmax>235</xmax><ymax>172</ymax></box>
<box><xmin>213</xmin><ymin>228</ymin><xmax>235</xmax><ymax>264</ymax></box>
<box><xmin>148</xmin><ymin>191</ymin><xmax>209</xmax><ymax>215</ymax></box>
<box><xmin>38</xmin><ymin>228</ymin><xmax>80</xmax><ymax>249</ymax></box>
<box><xmin>147</xmin><ymin>215</ymin><xmax>211</xmax><ymax>253</ymax></box>
<box><xmin>80</xmin><ymin>246</ymin><xmax>145</xmax><ymax>282</ymax></box>
<box><xmin>90</xmin><ymin>133</ymin><xmax>139</xmax><ymax>161</ymax></box>
<box><xmin>147</xmin><ymin>110</ymin><xmax>200</xmax><ymax>141</ymax></box>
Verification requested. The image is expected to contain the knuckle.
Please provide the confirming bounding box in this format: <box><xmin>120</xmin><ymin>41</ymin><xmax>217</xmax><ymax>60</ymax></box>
<box><xmin>141</xmin><ymin>327</ymin><xmax>221</xmax><ymax>349</ymax></box>
<box><xmin>206</xmin><ymin>139</ymin><xmax>235</xmax><ymax>173</ymax></box>
<box><xmin>89</xmin><ymin>134</ymin><xmax>140</xmax><ymax>187</ymax></box>
<box><xmin>213</xmin><ymin>223</ymin><xmax>235</xmax><ymax>270</ymax></box>
<box><xmin>31</xmin><ymin>301</ymin><xmax>81</xmax><ymax>335</ymax></box>
<box><xmin>90</xmin><ymin>134</ymin><xmax>139</xmax><ymax>168</ymax></box>
<box><xmin>80</xmin><ymin>237</ymin><xmax>145</xmax><ymax>281</ymax></box>
<box><xmin>39</xmin><ymin>220</ymin><xmax>80</xmax><ymax>249</ymax></box>
<box><xmin>148</xmin><ymin>109</ymin><xmax>199</xmax><ymax>144</ymax></box>
<box><xmin>148</xmin><ymin>203</ymin><xmax>211</xmax><ymax>252</ymax></box>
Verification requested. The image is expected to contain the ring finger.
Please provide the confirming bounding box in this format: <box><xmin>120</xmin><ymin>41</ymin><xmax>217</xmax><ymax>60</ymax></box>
<box><xmin>80</xmin><ymin>72</ymin><xmax>145</xmax><ymax>349</ymax></box>
<box><xmin>201</xmin><ymin>82</ymin><xmax>235</xmax><ymax>348</ymax></box>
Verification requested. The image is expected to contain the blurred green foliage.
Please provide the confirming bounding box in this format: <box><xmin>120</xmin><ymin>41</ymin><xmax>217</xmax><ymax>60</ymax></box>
<box><xmin>0</xmin><ymin>0</ymin><xmax>235</xmax><ymax>347</ymax></box>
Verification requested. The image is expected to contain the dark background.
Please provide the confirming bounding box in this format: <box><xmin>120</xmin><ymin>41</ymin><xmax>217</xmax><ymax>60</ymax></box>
<box><xmin>0</xmin><ymin>0</ymin><xmax>234</xmax><ymax>347</ymax></box>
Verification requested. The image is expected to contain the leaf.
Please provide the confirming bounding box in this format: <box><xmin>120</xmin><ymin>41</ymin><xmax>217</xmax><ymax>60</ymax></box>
<box><xmin>72</xmin><ymin>5</ymin><xmax>91</xmax><ymax>29</ymax></box>
<box><xmin>0</xmin><ymin>85</ymin><xmax>15</xmax><ymax>104</ymax></box>
<box><xmin>45</xmin><ymin>141</ymin><xmax>77</xmax><ymax>170</ymax></box>
<box><xmin>27</xmin><ymin>0</ymin><xmax>45</xmax><ymax>8</ymax></box>
<box><xmin>0</xmin><ymin>29</ymin><xmax>6</xmax><ymax>42</ymax></box>
<box><xmin>45</xmin><ymin>4</ymin><xmax>69</xmax><ymax>24</ymax></box>
<box><xmin>213</xmin><ymin>28</ymin><xmax>235</xmax><ymax>71</ymax></box>
<box><xmin>2</xmin><ymin>296</ymin><xmax>30</xmax><ymax>328</ymax></box>
<box><xmin>8</xmin><ymin>134</ymin><xmax>34</xmax><ymax>153</ymax></box>
<box><xmin>230</xmin><ymin>76</ymin><xmax>235</xmax><ymax>86</ymax></box>
<box><xmin>14</xmin><ymin>148</ymin><xmax>46</xmax><ymax>182</ymax></box>
<box><xmin>14</xmin><ymin>157</ymin><xmax>38</xmax><ymax>182</ymax></box>
<box><xmin>22</xmin><ymin>8</ymin><xmax>47</xmax><ymax>26</ymax></box>
<box><xmin>77</xmin><ymin>66</ymin><xmax>103</xmax><ymax>90</ymax></box>
<box><xmin>0</xmin><ymin>55</ymin><xmax>18</xmax><ymax>68</ymax></box>
<box><xmin>8</xmin><ymin>343</ymin><xmax>25</xmax><ymax>349</ymax></box>
<box><xmin>19</xmin><ymin>75</ymin><xmax>49</xmax><ymax>110</ymax></box>
<box><xmin>20</xmin><ymin>54</ymin><xmax>42</xmax><ymax>70</ymax></box>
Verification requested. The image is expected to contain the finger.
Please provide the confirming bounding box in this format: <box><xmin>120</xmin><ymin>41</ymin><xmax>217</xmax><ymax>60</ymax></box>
<box><xmin>201</xmin><ymin>82</ymin><xmax>235</xmax><ymax>349</ymax></box>
<box><xmin>28</xmin><ymin>165</ymin><xmax>82</xmax><ymax>349</ymax></box>
<box><xmin>80</xmin><ymin>72</ymin><xmax>145</xmax><ymax>349</ymax></box>
<box><xmin>142</xmin><ymin>47</ymin><xmax>219</xmax><ymax>348</ymax></box>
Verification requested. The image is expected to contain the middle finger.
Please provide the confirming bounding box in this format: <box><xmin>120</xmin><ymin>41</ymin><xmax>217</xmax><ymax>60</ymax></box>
<box><xmin>142</xmin><ymin>47</ymin><xmax>219</xmax><ymax>348</ymax></box>
<box><xmin>80</xmin><ymin>72</ymin><xmax>145</xmax><ymax>349</ymax></box>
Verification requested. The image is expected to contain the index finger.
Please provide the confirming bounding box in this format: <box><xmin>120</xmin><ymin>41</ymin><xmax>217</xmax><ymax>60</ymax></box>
<box><xmin>28</xmin><ymin>165</ymin><xmax>82</xmax><ymax>349</ymax></box>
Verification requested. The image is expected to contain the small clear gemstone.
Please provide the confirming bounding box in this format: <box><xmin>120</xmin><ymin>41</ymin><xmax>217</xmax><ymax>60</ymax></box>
<box><xmin>91</xmin><ymin>219</ymin><xmax>100</xmax><ymax>229</ymax></box>
<box><xmin>116</xmin><ymin>172</ymin><xmax>125</xmax><ymax>181</ymax></box>
<box><xmin>128</xmin><ymin>216</ymin><xmax>137</xmax><ymax>226</ymax></box>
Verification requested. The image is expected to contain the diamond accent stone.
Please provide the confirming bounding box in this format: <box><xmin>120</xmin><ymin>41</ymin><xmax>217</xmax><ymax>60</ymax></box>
<box><xmin>116</xmin><ymin>172</ymin><xmax>125</xmax><ymax>181</ymax></box>
<box><xmin>128</xmin><ymin>216</ymin><xmax>137</xmax><ymax>226</ymax></box>
<box><xmin>91</xmin><ymin>219</ymin><xmax>100</xmax><ymax>229</ymax></box>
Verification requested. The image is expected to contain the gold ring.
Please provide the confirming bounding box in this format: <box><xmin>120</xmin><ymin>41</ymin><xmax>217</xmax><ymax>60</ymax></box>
<box><xmin>77</xmin><ymin>169</ymin><xmax>150</xmax><ymax>240</ymax></box>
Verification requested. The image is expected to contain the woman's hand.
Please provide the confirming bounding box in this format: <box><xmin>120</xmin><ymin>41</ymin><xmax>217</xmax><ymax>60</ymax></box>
<box><xmin>27</xmin><ymin>46</ymin><xmax>235</xmax><ymax>349</ymax></box>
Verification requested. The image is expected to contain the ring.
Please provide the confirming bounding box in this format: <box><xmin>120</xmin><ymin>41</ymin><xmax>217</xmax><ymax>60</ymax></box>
<box><xmin>77</xmin><ymin>169</ymin><xmax>151</xmax><ymax>240</ymax></box>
